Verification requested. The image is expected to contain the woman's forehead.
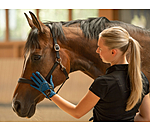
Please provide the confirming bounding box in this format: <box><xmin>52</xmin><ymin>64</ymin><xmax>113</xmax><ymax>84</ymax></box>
<box><xmin>98</xmin><ymin>37</ymin><xmax>105</xmax><ymax>46</ymax></box>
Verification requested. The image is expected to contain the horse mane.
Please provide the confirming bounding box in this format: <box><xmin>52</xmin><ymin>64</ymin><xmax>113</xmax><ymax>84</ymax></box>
<box><xmin>44</xmin><ymin>17</ymin><xmax>150</xmax><ymax>40</ymax></box>
<box><xmin>44</xmin><ymin>17</ymin><xmax>110</xmax><ymax>40</ymax></box>
<box><xmin>25</xmin><ymin>17</ymin><xmax>150</xmax><ymax>57</ymax></box>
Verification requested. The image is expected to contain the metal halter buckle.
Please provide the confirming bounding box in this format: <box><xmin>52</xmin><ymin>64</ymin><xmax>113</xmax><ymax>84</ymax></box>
<box><xmin>56</xmin><ymin>58</ymin><xmax>66</xmax><ymax>70</ymax></box>
<box><xmin>54</xmin><ymin>44</ymin><xmax>60</xmax><ymax>51</ymax></box>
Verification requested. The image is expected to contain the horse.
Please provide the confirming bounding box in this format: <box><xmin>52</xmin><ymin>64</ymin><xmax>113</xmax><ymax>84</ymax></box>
<box><xmin>12</xmin><ymin>11</ymin><xmax>150</xmax><ymax>118</ymax></box>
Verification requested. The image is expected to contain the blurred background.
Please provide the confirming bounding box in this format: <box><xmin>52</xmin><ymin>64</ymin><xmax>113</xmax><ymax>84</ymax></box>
<box><xmin>0</xmin><ymin>9</ymin><xmax>150</xmax><ymax>122</ymax></box>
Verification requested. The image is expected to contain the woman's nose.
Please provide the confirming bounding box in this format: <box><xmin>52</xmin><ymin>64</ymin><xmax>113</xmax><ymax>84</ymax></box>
<box><xmin>96</xmin><ymin>48</ymin><xmax>98</xmax><ymax>53</ymax></box>
<box><xmin>96</xmin><ymin>47</ymin><xmax>99</xmax><ymax>54</ymax></box>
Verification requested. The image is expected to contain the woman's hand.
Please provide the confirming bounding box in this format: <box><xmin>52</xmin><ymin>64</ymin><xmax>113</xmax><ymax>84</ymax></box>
<box><xmin>30</xmin><ymin>71</ymin><xmax>56</xmax><ymax>99</ymax></box>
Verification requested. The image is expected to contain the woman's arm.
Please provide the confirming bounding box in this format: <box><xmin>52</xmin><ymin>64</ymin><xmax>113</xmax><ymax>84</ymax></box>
<box><xmin>30</xmin><ymin>72</ymin><xmax>100</xmax><ymax>119</ymax></box>
<box><xmin>134</xmin><ymin>93</ymin><xmax>150</xmax><ymax>122</ymax></box>
<box><xmin>51</xmin><ymin>90</ymin><xmax>100</xmax><ymax>119</ymax></box>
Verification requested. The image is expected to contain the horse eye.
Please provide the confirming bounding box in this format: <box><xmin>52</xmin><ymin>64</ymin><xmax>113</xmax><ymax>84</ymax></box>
<box><xmin>33</xmin><ymin>55</ymin><xmax>41</xmax><ymax>61</ymax></box>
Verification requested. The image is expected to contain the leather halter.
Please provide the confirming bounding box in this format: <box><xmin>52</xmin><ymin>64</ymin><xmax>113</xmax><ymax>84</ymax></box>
<box><xmin>18</xmin><ymin>24</ymin><xmax>69</xmax><ymax>94</ymax></box>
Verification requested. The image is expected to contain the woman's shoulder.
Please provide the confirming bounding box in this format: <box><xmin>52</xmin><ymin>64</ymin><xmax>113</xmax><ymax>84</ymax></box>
<box><xmin>94</xmin><ymin>73</ymin><xmax>117</xmax><ymax>86</ymax></box>
<box><xmin>90</xmin><ymin>74</ymin><xmax>120</xmax><ymax>99</ymax></box>
<box><xmin>96</xmin><ymin>74</ymin><xmax>116</xmax><ymax>81</ymax></box>
<box><xmin>91</xmin><ymin>75</ymin><xmax>116</xmax><ymax>90</ymax></box>
<box><xmin>89</xmin><ymin>76</ymin><xmax>111</xmax><ymax>99</ymax></box>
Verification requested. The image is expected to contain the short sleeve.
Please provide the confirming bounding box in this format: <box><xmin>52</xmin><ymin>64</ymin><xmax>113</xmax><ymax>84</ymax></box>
<box><xmin>89</xmin><ymin>76</ymin><xmax>108</xmax><ymax>99</ymax></box>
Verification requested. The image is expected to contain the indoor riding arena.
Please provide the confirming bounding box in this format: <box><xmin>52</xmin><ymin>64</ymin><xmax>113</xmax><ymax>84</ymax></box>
<box><xmin>0</xmin><ymin>9</ymin><xmax>150</xmax><ymax>122</ymax></box>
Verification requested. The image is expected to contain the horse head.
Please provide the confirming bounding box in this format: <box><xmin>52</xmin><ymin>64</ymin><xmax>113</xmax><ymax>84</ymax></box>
<box><xmin>12</xmin><ymin>12</ymin><xmax>70</xmax><ymax>118</ymax></box>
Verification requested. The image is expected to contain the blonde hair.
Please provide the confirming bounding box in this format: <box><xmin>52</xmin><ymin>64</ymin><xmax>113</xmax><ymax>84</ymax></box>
<box><xmin>100</xmin><ymin>26</ymin><xmax>143</xmax><ymax>111</ymax></box>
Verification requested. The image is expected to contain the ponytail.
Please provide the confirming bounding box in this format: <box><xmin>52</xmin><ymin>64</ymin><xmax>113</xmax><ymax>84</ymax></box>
<box><xmin>126</xmin><ymin>37</ymin><xmax>143</xmax><ymax>111</ymax></box>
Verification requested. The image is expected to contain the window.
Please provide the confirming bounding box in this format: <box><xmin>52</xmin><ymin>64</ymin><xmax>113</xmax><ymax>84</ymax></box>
<box><xmin>39</xmin><ymin>9</ymin><xmax>68</xmax><ymax>22</ymax></box>
<box><xmin>9</xmin><ymin>9</ymin><xmax>36</xmax><ymax>41</ymax></box>
<box><xmin>119</xmin><ymin>9</ymin><xmax>150</xmax><ymax>29</ymax></box>
<box><xmin>0</xmin><ymin>9</ymin><xmax>6</xmax><ymax>41</ymax></box>
<box><xmin>72</xmin><ymin>9</ymin><xmax>98</xmax><ymax>20</ymax></box>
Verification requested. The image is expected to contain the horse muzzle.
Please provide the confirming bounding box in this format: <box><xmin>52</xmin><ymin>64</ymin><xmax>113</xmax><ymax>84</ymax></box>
<box><xmin>12</xmin><ymin>94</ymin><xmax>36</xmax><ymax>118</ymax></box>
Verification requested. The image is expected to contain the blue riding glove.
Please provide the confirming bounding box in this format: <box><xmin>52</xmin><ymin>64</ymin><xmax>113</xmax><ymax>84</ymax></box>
<box><xmin>30</xmin><ymin>71</ymin><xmax>56</xmax><ymax>99</ymax></box>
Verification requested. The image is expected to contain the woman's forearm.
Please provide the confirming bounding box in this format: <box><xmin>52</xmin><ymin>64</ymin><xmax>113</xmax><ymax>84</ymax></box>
<box><xmin>51</xmin><ymin>94</ymin><xmax>80</xmax><ymax>119</ymax></box>
<box><xmin>50</xmin><ymin>91</ymin><xmax>100</xmax><ymax>119</ymax></box>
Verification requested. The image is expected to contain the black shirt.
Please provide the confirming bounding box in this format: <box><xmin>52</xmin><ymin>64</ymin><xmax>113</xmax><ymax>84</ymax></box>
<box><xmin>89</xmin><ymin>64</ymin><xmax>149</xmax><ymax>122</ymax></box>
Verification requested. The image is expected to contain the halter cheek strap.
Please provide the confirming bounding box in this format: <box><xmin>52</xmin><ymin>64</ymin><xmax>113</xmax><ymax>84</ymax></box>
<box><xmin>45</xmin><ymin>24</ymin><xmax>69</xmax><ymax>93</ymax></box>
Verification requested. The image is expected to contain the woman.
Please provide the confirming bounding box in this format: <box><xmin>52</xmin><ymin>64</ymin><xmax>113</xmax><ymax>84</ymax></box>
<box><xmin>30</xmin><ymin>26</ymin><xmax>150</xmax><ymax>121</ymax></box>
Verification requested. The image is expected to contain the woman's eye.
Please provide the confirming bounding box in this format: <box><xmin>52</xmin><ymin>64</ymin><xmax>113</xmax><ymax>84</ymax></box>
<box><xmin>33</xmin><ymin>55</ymin><xmax>41</xmax><ymax>61</ymax></box>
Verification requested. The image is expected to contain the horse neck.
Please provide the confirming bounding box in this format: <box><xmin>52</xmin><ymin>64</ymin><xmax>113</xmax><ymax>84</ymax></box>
<box><xmin>60</xmin><ymin>26</ymin><xmax>109</xmax><ymax>79</ymax></box>
<box><xmin>124</xmin><ymin>25</ymin><xmax>150</xmax><ymax>50</ymax></box>
<box><xmin>131</xmin><ymin>30</ymin><xmax>150</xmax><ymax>44</ymax></box>
<box><xmin>108</xmin><ymin>21</ymin><xmax>150</xmax><ymax>43</ymax></box>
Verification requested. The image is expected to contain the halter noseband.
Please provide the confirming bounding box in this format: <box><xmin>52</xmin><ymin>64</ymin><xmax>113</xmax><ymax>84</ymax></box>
<box><xmin>18</xmin><ymin>24</ymin><xmax>69</xmax><ymax>94</ymax></box>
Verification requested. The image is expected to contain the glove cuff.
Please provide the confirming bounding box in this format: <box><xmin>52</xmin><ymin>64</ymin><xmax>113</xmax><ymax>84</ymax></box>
<box><xmin>49</xmin><ymin>91</ymin><xmax>56</xmax><ymax>98</ymax></box>
<box><xmin>44</xmin><ymin>89</ymin><xmax>56</xmax><ymax>98</ymax></box>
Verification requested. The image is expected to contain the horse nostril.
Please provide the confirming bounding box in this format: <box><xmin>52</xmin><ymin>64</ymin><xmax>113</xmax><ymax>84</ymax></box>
<box><xmin>13</xmin><ymin>101</ymin><xmax>21</xmax><ymax>113</ymax></box>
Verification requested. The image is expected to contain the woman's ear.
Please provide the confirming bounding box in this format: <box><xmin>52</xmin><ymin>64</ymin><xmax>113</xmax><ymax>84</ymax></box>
<box><xmin>112</xmin><ymin>49</ymin><xmax>117</xmax><ymax>56</ymax></box>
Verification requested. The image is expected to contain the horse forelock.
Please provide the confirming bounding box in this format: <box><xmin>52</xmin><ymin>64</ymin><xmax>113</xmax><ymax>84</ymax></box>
<box><xmin>24</xmin><ymin>27</ymin><xmax>40</xmax><ymax>57</ymax></box>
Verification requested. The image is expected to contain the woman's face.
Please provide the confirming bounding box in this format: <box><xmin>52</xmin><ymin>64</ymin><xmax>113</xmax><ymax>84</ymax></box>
<box><xmin>96</xmin><ymin>37</ymin><xmax>113</xmax><ymax>64</ymax></box>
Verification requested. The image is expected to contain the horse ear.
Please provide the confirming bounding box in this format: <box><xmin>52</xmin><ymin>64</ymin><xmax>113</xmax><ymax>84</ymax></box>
<box><xmin>29</xmin><ymin>11</ymin><xmax>44</xmax><ymax>33</ymax></box>
<box><xmin>24</xmin><ymin>13</ymin><xmax>35</xmax><ymax>28</ymax></box>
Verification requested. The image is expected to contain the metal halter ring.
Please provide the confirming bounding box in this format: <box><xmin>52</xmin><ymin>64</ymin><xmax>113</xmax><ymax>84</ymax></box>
<box><xmin>56</xmin><ymin>57</ymin><xmax>62</xmax><ymax>63</ymax></box>
<box><xmin>54</xmin><ymin>44</ymin><xmax>60</xmax><ymax>51</ymax></box>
